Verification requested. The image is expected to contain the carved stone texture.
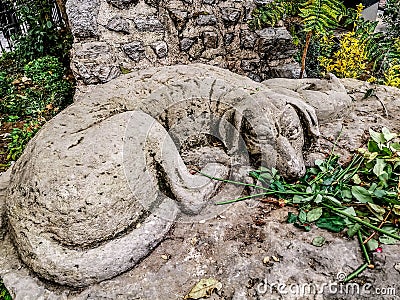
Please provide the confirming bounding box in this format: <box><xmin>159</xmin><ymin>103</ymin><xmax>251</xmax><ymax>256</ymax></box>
<box><xmin>262</xmin><ymin>74</ymin><xmax>353</xmax><ymax>124</ymax></box>
<box><xmin>107</xmin><ymin>0</ymin><xmax>139</xmax><ymax>9</ymax></box>
<box><xmin>72</xmin><ymin>42</ymin><xmax>121</xmax><ymax>84</ymax></box>
<box><xmin>122</xmin><ymin>41</ymin><xmax>145</xmax><ymax>61</ymax></box>
<box><xmin>151</xmin><ymin>40</ymin><xmax>168</xmax><ymax>58</ymax></box>
<box><xmin>106</xmin><ymin>16</ymin><xmax>130</xmax><ymax>34</ymax></box>
<box><xmin>134</xmin><ymin>16</ymin><xmax>164</xmax><ymax>32</ymax></box>
<box><xmin>5</xmin><ymin>64</ymin><xmax>319</xmax><ymax>288</ymax></box>
<box><xmin>221</xmin><ymin>7</ymin><xmax>241</xmax><ymax>25</ymax></box>
<box><xmin>196</xmin><ymin>14</ymin><xmax>217</xmax><ymax>26</ymax></box>
<box><xmin>66</xmin><ymin>0</ymin><xmax>100</xmax><ymax>39</ymax></box>
<box><xmin>202</xmin><ymin>31</ymin><xmax>218</xmax><ymax>48</ymax></box>
<box><xmin>240</xmin><ymin>29</ymin><xmax>258</xmax><ymax>49</ymax></box>
<box><xmin>180</xmin><ymin>37</ymin><xmax>195</xmax><ymax>51</ymax></box>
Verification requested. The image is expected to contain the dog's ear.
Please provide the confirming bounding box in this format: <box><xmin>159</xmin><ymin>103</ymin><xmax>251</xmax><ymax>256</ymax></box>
<box><xmin>286</xmin><ymin>98</ymin><xmax>320</xmax><ymax>149</ymax></box>
<box><xmin>219</xmin><ymin>108</ymin><xmax>243</xmax><ymax>154</ymax></box>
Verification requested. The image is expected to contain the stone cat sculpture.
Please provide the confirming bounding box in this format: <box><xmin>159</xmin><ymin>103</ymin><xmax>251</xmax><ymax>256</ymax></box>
<box><xmin>4</xmin><ymin>64</ymin><xmax>319</xmax><ymax>287</ymax></box>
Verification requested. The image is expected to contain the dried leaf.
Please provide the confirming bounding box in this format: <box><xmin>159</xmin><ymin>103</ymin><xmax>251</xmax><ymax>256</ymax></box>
<box><xmin>185</xmin><ymin>278</ymin><xmax>222</xmax><ymax>299</ymax></box>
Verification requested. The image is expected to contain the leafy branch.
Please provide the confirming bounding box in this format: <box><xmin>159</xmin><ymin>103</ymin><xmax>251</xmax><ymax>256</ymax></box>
<box><xmin>203</xmin><ymin>127</ymin><xmax>400</xmax><ymax>281</ymax></box>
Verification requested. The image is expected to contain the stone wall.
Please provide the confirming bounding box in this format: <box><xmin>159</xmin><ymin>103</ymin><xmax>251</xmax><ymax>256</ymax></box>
<box><xmin>65</xmin><ymin>0</ymin><xmax>300</xmax><ymax>85</ymax></box>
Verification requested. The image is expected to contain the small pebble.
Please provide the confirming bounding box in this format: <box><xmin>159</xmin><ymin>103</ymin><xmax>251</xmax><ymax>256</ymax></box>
<box><xmin>263</xmin><ymin>256</ymin><xmax>270</xmax><ymax>264</ymax></box>
<box><xmin>272</xmin><ymin>256</ymin><xmax>280</xmax><ymax>262</ymax></box>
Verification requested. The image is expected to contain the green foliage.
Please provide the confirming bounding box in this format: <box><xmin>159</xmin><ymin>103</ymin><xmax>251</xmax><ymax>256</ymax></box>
<box><xmin>7</xmin><ymin>121</ymin><xmax>41</xmax><ymax>161</ymax></box>
<box><xmin>0</xmin><ymin>1</ymin><xmax>74</xmax><ymax>167</ymax></box>
<box><xmin>383</xmin><ymin>0</ymin><xmax>400</xmax><ymax>40</ymax></box>
<box><xmin>0</xmin><ymin>56</ymin><xmax>73</xmax><ymax>119</ymax></box>
<box><xmin>0</xmin><ymin>278</ymin><xmax>12</xmax><ymax>300</ymax></box>
<box><xmin>319</xmin><ymin>4</ymin><xmax>400</xmax><ymax>86</ymax></box>
<box><xmin>9</xmin><ymin>0</ymin><xmax>72</xmax><ymax>65</ymax></box>
<box><xmin>249</xmin><ymin>0</ymin><xmax>302</xmax><ymax>28</ymax></box>
<box><xmin>299</xmin><ymin>0</ymin><xmax>346</xmax><ymax>35</ymax></box>
<box><xmin>205</xmin><ymin>127</ymin><xmax>400</xmax><ymax>281</ymax></box>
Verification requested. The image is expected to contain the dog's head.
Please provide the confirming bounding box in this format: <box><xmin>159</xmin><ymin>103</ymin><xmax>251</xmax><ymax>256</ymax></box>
<box><xmin>219</xmin><ymin>96</ymin><xmax>319</xmax><ymax>179</ymax></box>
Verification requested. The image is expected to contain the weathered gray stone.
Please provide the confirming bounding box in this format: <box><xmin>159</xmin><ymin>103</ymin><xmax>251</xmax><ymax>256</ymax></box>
<box><xmin>257</xmin><ymin>27</ymin><xmax>297</xmax><ymax>60</ymax></box>
<box><xmin>4</xmin><ymin>64</ymin><xmax>320</xmax><ymax>288</ymax></box>
<box><xmin>241</xmin><ymin>59</ymin><xmax>260</xmax><ymax>72</ymax></box>
<box><xmin>66</xmin><ymin>0</ymin><xmax>303</xmax><ymax>84</ymax></box>
<box><xmin>221</xmin><ymin>7</ymin><xmax>241</xmax><ymax>25</ymax></box>
<box><xmin>106</xmin><ymin>16</ymin><xmax>130</xmax><ymax>34</ymax></box>
<box><xmin>66</xmin><ymin>0</ymin><xmax>100</xmax><ymax>39</ymax></box>
<box><xmin>134</xmin><ymin>16</ymin><xmax>164</xmax><ymax>32</ymax></box>
<box><xmin>196</xmin><ymin>14</ymin><xmax>217</xmax><ymax>26</ymax></box>
<box><xmin>263</xmin><ymin>74</ymin><xmax>352</xmax><ymax>123</ymax></box>
<box><xmin>240</xmin><ymin>29</ymin><xmax>257</xmax><ymax>49</ymax></box>
<box><xmin>144</xmin><ymin>0</ymin><xmax>161</xmax><ymax>7</ymax></box>
<box><xmin>180</xmin><ymin>37</ymin><xmax>195</xmax><ymax>51</ymax></box>
<box><xmin>106</xmin><ymin>0</ymin><xmax>138</xmax><ymax>9</ymax></box>
<box><xmin>253</xmin><ymin>0</ymin><xmax>273</xmax><ymax>5</ymax></box>
<box><xmin>151</xmin><ymin>40</ymin><xmax>168</xmax><ymax>58</ymax></box>
<box><xmin>202</xmin><ymin>31</ymin><xmax>218</xmax><ymax>48</ymax></box>
<box><xmin>268</xmin><ymin>62</ymin><xmax>301</xmax><ymax>79</ymax></box>
<box><xmin>4</xmin><ymin>65</ymin><xmax>400</xmax><ymax>298</ymax></box>
<box><xmin>168</xmin><ymin>8</ymin><xmax>189</xmax><ymax>30</ymax></box>
<box><xmin>0</xmin><ymin>169</ymin><xmax>11</xmax><ymax>241</ymax></box>
<box><xmin>71</xmin><ymin>42</ymin><xmax>121</xmax><ymax>84</ymax></box>
<box><xmin>122</xmin><ymin>41</ymin><xmax>145</xmax><ymax>61</ymax></box>
<box><xmin>223</xmin><ymin>32</ymin><xmax>235</xmax><ymax>45</ymax></box>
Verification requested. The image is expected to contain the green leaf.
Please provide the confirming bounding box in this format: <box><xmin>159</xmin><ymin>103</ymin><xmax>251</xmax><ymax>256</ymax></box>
<box><xmin>390</xmin><ymin>142</ymin><xmax>400</xmax><ymax>152</ymax></box>
<box><xmin>367</xmin><ymin>203</ymin><xmax>385</xmax><ymax>220</ymax></box>
<box><xmin>351</xmin><ymin>186</ymin><xmax>373</xmax><ymax>203</ymax></box>
<box><xmin>369</xmin><ymin>128</ymin><xmax>385</xmax><ymax>144</ymax></box>
<box><xmin>287</xmin><ymin>212</ymin><xmax>298</xmax><ymax>224</ymax></box>
<box><xmin>324</xmin><ymin>195</ymin><xmax>342</xmax><ymax>206</ymax></box>
<box><xmin>341</xmin><ymin>188</ymin><xmax>352</xmax><ymax>199</ymax></box>
<box><xmin>379</xmin><ymin>235</ymin><xmax>398</xmax><ymax>245</ymax></box>
<box><xmin>373</xmin><ymin>189</ymin><xmax>386</xmax><ymax>198</ymax></box>
<box><xmin>373</xmin><ymin>159</ymin><xmax>387</xmax><ymax>177</ymax></box>
<box><xmin>352</xmin><ymin>174</ymin><xmax>362</xmax><ymax>184</ymax></box>
<box><xmin>307</xmin><ymin>207</ymin><xmax>323</xmax><ymax>222</ymax></box>
<box><xmin>382</xmin><ymin>127</ymin><xmax>397</xmax><ymax>142</ymax></box>
<box><xmin>379</xmin><ymin>226</ymin><xmax>399</xmax><ymax>244</ymax></box>
<box><xmin>315</xmin><ymin>194</ymin><xmax>323</xmax><ymax>203</ymax></box>
<box><xmin>368</xmin><ymin>140</ymin><xmax>379</xmax><ymax>152</ymax></box>
<box><xmin>366</xmin><ymin>239</ymin><xmax>379</xmax><ymax>251</ymax></box>
<box><xmin>293</xmin><ymin>195</ymin><xmax>304</xmax><ymax>203</ymax></box>
<box><xmin>299</xmin><ymin>210</ymin><xmax>307</xmax><ymax>224</ymax></box>
<box><xmin>316</xmin><ymin>215</ymin><xmax>346</xmax><ymax>233</ymax></box>
<box><xmin>347</xmin><ymin>223</ymin><xmax>362</xmax><ymax>237</ymax></box>
<box><xmin>312</xmin><ymin>236</ymin><xmax>326</xmax><ymax>247</ymax></box>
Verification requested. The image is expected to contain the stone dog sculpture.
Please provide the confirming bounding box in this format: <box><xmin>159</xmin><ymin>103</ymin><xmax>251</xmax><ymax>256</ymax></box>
<box><xmin>3</xmin><ymin>64</ymin><xmax>319</xmax><ymax>287</ymax></box>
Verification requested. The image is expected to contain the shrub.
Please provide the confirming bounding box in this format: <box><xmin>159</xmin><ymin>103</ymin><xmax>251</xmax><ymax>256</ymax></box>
<box><xmin>0</xmin><ymin>56</ymin><xmax>73</xmax><ymax>119</ymax></box>
<box><xmin>10</xmin><ymin>0</ymin><xmax>73</xmax><ymax>66</ymax></box>
<box><xmin>383</xmin><ymin>0</ymin><xmax>400</xmax><ymax>40</ymax></box>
